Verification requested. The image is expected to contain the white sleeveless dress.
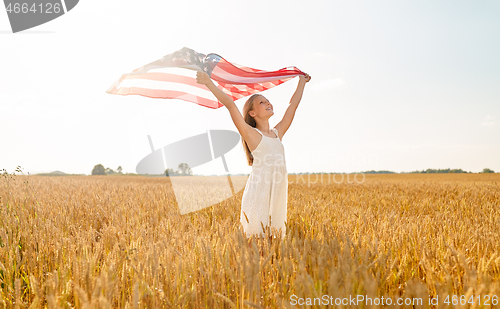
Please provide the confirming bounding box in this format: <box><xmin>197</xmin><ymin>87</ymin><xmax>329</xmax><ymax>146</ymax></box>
<box><xmin>240</xmin><ymin>127</ymin><xmax>288</xmax><ymax>238</ymax></box>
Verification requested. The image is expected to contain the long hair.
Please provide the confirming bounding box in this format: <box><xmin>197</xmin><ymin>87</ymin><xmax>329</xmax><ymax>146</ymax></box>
<box><xmin>242</xmin><ymin>94</ymin><xmax>262</xmax><ymax>166</ymax></box>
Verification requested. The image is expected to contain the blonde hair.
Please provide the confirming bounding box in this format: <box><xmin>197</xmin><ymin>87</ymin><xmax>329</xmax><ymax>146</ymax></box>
<box><xmin>242</xmin><ymin>94</ymin><xmax>262</xmax><ymax>166</ymax></box>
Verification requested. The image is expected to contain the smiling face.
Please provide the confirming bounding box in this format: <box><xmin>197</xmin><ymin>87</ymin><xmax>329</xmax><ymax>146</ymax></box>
<box><xmin>249</xmin><ymin>95</ymin><xmax>273</xmax><ymax>119</ymax></box>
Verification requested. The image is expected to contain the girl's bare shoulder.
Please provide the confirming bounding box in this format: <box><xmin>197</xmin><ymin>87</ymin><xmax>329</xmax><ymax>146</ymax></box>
<box><xmin>243</xmin><ymin>126</ymin><xmax>263</xmax><ymax>152</ymax></box>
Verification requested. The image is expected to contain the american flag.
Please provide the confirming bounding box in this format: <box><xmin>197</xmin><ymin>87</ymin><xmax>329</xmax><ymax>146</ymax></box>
<box><xmin>106</xmin><ymin>47</ymin><xmax>305</xmax><ymax>109</ymax></box>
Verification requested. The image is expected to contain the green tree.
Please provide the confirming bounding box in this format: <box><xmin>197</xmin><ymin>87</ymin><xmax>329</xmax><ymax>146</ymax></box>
<box><xmin>482</xmin><ymin>168</ymin><xmax>495</xmax><ymax>173</ymax></box>
<box><xmin>177</xmin><ymin>163</ymin><xmax>192</xmax><ymax>176</ymax></box>
<box><xmin>117</xmin><ymin>166</ymin><xmax>123</xmax><ymax>174</ymax></box>
<box><xmin>165</xmin><ymin>168</ymin><xmax>176</xmax><ymax>176</ymax></box>
<box><xmin>91</xmin><ymin>164</ymin><xmax>106</xmax><ymax>175</ymax></box>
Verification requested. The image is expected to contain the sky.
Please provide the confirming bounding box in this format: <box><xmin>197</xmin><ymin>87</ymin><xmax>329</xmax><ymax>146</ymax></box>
<box><xmin>1</xmin><ymin>0</ymin><xmax>499</xmax><ymax>176</ymax></box>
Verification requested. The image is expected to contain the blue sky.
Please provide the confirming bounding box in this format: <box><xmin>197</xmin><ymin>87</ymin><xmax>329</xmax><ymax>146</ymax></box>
<box><xmin>1</xmin><ymin>0</ymin><xmax>499</xmax><ymax>175</ymax></box>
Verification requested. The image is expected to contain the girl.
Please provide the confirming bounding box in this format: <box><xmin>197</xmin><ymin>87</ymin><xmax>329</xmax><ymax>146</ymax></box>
<box><xmin>196</xmin><ymin>71</ymin><xmax>311</xmax><ymax>239</ymax></box>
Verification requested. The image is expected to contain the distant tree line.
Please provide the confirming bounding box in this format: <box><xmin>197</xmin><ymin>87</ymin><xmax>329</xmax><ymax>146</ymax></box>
<box><xmin>90</xmin><ymin>164</ymin><xmax>494</xmax><ymax>176</ymax></box>
<box><xmin>290</xmin><ymin>168</ymin><xmax>496</xmax><ymax>174</ymax></box>
<box><xmin>165</xmin><ymin>163</ymin><xmax>192</xmax><ymax>176</ymax></box>
<box><xmin>91</xmin><ymin>164</ymin><xmax>123</xmax><ymax>175</ymax></box>
<box><xmin>409</xmin><ymin>168</ymin><xmax>495</xmax><ymax>174</ymax></box>
<box><xmin>409</xmin><ymin>168</ymin><xmax>470</xmax><ymax>173</ymax></box>
<box><xmin>481</xmin><ymin>168</ymin><xmax>495</xmax><ymax>173</ymax></box>
<box><xmin>91</xmin><ymin>163</ymin><xmax>193</xmax><ymax>176</ymax></box>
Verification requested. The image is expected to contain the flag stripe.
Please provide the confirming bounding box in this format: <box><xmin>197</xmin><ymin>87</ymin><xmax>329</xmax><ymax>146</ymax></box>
<box><xmin>119</xmin><ymin>78</ymin><xmax>216</xmax><ymax>102</ymax></box>
<box><xmin>147</xmin><ymin>67</ymin><xmax>201</xmax><ymax>77</ymax></box>
<box><xmin>116</xmin><ymin>87</ymin><xmax>222</xmax><ymax>109</ymax></box>
<box><xmin>123</xmin><ymin>72</ymin><xmax>209</xmax><ymax>91</ymax></box>
<box><xmin>214</xmin><ymin>57</ymin><xmax>303</xmax><ymax>78</ymax></box>
<box><xmin>211</xmin><ymin>65</ymin><xmax>301</xmax><ymax>85</ymax></box>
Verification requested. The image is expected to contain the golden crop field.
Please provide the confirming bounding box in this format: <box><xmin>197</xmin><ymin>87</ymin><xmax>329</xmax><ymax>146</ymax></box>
<box><xmin>1</xmin><ymin>173</ymin><xmax>500</xmax><ymax>308</ymax></box>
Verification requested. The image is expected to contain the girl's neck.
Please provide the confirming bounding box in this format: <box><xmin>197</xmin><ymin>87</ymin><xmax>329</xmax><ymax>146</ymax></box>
<box><xmin>256</xmin><ymin>123</ymin><xmax>271</xmax><ymax>134</ymax></box>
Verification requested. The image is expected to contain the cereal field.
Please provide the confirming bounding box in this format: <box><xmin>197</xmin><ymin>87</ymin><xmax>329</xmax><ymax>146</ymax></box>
<box><xmin>0</xmin><ymin>173</ymin><xmax>499</xmax><ymax>308</ymax></box>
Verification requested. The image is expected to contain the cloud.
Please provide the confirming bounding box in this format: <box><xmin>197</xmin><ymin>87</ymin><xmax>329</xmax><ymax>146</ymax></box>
<box><xmin>311</xmin><ymin>78</ymin><xmax>346</xmax><ymax>92</ymax></box>
<box><xmin>480</xmin><ymin>115</ymin><xmax>495</xmax><ymax>127</ymax></box>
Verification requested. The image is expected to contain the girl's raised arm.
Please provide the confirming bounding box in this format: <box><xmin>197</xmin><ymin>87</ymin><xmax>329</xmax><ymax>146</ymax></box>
<box><xmin>196</xmin><ymin>71</ymin><xmax>253</xmax><ymax>140</ymax></box>
<box><xmin>274</xmin><ymin>73</ymin><xmax>311</xmax><ymax>139</ymax></box>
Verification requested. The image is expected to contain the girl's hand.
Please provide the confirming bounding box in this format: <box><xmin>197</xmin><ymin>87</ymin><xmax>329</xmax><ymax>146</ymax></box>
<box><xmin>196</xmin><ymin>71</ymin><xmax>212</xmax><ymax>85</ymax></box>
<box><xmin>300</xmin><ymin>73</ymin><xmax>311</xmax><ymax>83</ymax></box>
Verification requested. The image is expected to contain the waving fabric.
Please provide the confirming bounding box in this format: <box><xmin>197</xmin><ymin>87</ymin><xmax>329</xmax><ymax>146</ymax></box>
<box><xmin>107</xmin><ymin>47</ymin><xmax>305</xmax><ymax>109</ymax></box>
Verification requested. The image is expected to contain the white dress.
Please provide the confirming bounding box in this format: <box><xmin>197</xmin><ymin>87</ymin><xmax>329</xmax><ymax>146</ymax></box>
<box><xmin>240</xmin><ymin>127</ymin><xmax>288</xmax><ymax>238</ymax></box>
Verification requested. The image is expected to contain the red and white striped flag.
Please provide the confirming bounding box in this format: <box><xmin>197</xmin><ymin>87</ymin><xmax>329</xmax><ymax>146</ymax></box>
<box><xmin>106</xmin><ymin>47</ymin><xmax>305</xmax><ymax>109</ymax></box>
